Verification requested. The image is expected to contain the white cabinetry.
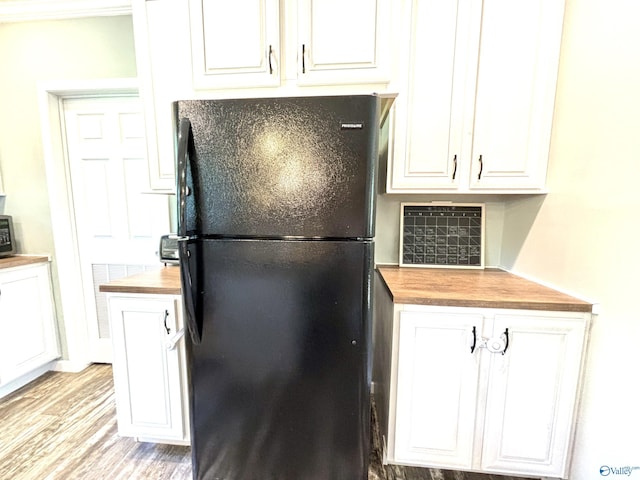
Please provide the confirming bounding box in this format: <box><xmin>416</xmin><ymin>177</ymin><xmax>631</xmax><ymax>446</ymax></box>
<box><xmin>132</xmin><ymin>0</ymin><xmax>192</xmax><ymax>192</ymax></box>
<box><xmin>108</xmin><ymin>294</ymin><xmax>190</xmax><ymax>444</ymax></box>
<box><xmin>480</xmin><ymin>312</ymin><xmax>586</xmax><ymax>475</ymax></box>
<box><xmin>376</xmin><ymin>299</ymin><xmax>590</xmax><ymax>478</ymax></box>
<box><xmin>133</xmin><ymin>0</ymin><xmax>393</xmax><ymax>191</ymax></box>
<box><xmin>388</xmin><ymin>0</ymin><xmax>565</xmax><ymax>193</ymax></box>
<box><xmin>189</xmin><ymin>0</ymin><xmax>392</xmax><ymax>89</ymax></box>
<box><xmin>189</xmin><ymin>0</ymin><xmax>281</xmax><ymax>89</ymax></box>
<box><xmin>294</xmin><ymin>0</ymin><xmax>392</xmax><ymax>86</ymax></box>
<box><xmin>395</xmin><ymin>310</ymin><xmax>482</xmax><ymax>469</ymax></box>
<box><xmin>0</xmin><ymin>262</ymin><xmax>59</xmax><ymax>392</ymax></box>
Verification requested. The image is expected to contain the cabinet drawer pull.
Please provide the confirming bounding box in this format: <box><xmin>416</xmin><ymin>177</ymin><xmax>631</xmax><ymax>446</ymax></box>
<box><xmin>470</xmin><ymin>325</ymin><xmax>477</xmax><ymax>353</ymax></box>
<box><xmin>268</xmin><ymin>44</ymin><xmax>273</xmax><ymax>75</ymax></box>
<box><xmin>302</xmin><ymin>44</ymin><xmax>306</xmax><ymax>74</ymax></box>
<box><xmin>477</xmin><ymin>154</ymin><xmax>483</xmax><ymax>180</ymax></box>
<box><xmin>502</xmin><ymin>328</ymin><xmax>509</xmax><ymax>355</ymax></box>
<box><xmin>163</xmin><ymin>309</ymin><xmax>171</xmax><ymax>335</ymax></box>
<box><xmin>452</xmin><ymin>154</ymin><xmax>457</xmax><ymax>180</ymax></box>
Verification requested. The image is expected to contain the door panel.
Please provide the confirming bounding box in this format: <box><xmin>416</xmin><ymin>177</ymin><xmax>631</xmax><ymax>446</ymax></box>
<box><xmin>394</xmin><ymin>310</ymin><xmax>482</xmax><ymax>468</ymax></box>
<box><xmin>186</xmin><ymin>238</ymin><xmax>373</xmax><ymax>480</ymax></box>
<box><xmin>481</xmin><ymin>313</ymin><xmax>587</xmax><ymax>477</ymax></box>
<box><xmin>189</xmin><ymin>0</ymin><xmax>281</xmax><ymax>88</ymax></box>
<box><xmin>63</xmin><ymin>97</ymin><xmax>170</xmax><ymax>362</ymax></box>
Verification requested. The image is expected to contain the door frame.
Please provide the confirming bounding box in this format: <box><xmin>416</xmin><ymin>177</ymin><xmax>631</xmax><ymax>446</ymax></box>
<box><xmin>38</xmin><ymin>78</ymin><xmax>139</xmax><ymax>372</ymax></box>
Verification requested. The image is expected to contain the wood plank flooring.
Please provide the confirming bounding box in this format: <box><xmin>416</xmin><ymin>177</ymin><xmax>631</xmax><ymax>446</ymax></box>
<box><xmin>0</xmin><ymin>365</ymin><xmax>535</xmax><ymax>480</ymax></box>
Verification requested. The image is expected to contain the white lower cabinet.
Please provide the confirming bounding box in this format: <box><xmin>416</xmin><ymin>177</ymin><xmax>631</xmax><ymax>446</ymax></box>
<box><xmin>0</xmin><ymin>261</ymin><xmax>59</xmax><ymax>391</ymax></box>
<box><xmin>394</xmin><ymin>310</ymin><xmax>482</xmax><ymax>469</ymax></box>
<box><xmin>382</xmin><ymin>305</ymin><xmax>589</xmax><ymax>479</ymax></box>
<box><xmin>108</xmin><ymin>294</ymin><xmax>190</xmax><ymax>444</ymax></box>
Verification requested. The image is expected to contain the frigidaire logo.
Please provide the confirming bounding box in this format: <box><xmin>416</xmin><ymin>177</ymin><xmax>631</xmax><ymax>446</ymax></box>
<box><xmin>340</xmin><ymin>122</ymin><xmax>364</xmax><ymax>130</ymax></box>
<box><xmin>600</xmin><ymin>465</ymin><xmax>640</xmax><ymax>476</ymax></box>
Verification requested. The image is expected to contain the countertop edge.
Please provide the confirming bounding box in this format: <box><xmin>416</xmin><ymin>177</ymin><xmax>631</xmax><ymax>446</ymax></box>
<box><xmin>99</xmin><ymin>285</ymin><xmax>181</xmax><ymax>295</ymax></box>
<box><xmin>390</xmin><ymin>296</ymin><xmax>593</xmax><ymax>313</ymax></box>
<box><xmin>0</xmin><ymin>255</ymin><xmax>51</xmax><ymax>270</ymax></box>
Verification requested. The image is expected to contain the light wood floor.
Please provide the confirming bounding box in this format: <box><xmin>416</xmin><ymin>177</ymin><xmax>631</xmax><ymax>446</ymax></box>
<box><xmin>0</xmin><ymin>365</ymin><xmax>534</xmax><ymax>480</ymax></box>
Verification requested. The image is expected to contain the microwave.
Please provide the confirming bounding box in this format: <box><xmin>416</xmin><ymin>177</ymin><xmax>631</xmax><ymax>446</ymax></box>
<box><xmin>0</xmin><ymin>215</ymin><xmax>16</xmax><ymax>257</ymax></box>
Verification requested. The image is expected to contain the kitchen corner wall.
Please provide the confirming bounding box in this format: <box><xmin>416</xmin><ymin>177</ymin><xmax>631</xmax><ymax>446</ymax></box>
<box><xmin>0</xmin><ymin>15</ymin><xmax>137</xmax><ymax>358</ymax></box>
<box><xmin>500</xmin><ymin>0</ymin><xmax>640</xmax><ymax>477</ymax></box>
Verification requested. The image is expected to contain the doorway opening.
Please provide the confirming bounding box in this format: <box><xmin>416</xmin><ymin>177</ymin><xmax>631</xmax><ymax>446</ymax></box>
<box><xmin>40</xmin><ymin>79</ymin><xmax>170</xmax><ymax>369</ymax></box>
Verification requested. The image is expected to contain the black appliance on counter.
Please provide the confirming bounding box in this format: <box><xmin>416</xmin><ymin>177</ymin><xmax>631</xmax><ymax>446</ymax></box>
<box><xmin>175</xmin><ymin>95</ymin><xmax>391</xmax><ymax>480</ymax></box>
<box><xmin>0</xmin><ymin>215</ymin><xmax>16</xmax><ymax>257</ymax></box>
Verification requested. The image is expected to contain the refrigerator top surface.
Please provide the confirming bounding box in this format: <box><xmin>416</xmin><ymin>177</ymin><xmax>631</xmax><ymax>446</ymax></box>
<box><xmin>177</xmin><ymin>95</ymin><xmax>381</xmax><ymax>239</ymax></box>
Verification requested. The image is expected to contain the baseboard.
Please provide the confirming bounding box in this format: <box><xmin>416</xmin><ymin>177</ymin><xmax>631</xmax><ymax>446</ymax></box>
<box><xmin>51</xmin><ymin>359</ymin><xmax>91</xmax><ymax>373</ymax></box>
<box><xmin>0</xmin><ymin>361</ymin><xmax>55</xmax><ymax>400</ymax></box>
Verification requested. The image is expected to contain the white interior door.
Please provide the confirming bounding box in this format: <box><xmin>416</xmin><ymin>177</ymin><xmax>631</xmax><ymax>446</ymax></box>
<box><xmin>63</xmin><ymin>96</ymin><xmax>170</xmax><ymax>363</ymax></box>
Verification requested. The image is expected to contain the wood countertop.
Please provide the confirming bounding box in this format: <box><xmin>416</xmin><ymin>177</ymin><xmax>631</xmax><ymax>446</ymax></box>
<box><xmin>0</xmin><ymin>255</ymin><xmax>50</xmax><ymax>270</ymax></box>
<box><xmin>99</xmin><ymin>266</ymin><xmax>181</xmax><ymax>295</ymax></box>
<box><xmin>377</xmin><ymin>266</ymin><xmax>592</xmax><ymax>313</ymax></box>
<box><xmin>97</xmin><ymin>264</ymin><xmax>591</xmax><ymax>312</ymax></box>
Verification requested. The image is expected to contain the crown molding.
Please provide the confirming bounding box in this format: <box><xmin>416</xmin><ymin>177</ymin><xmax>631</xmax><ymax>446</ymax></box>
<box><xmin>0</xmin><ymin>0</ymin><xmax>132</xmax><ymax>23</ymax></box>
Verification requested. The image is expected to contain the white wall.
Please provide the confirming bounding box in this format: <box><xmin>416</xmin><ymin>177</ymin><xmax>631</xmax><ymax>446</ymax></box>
<box><xmin>0</xmin><ymin>15</ymin><xmax>137</xmax><ymax>357</ymax></box>
<box><xmin>0</xmin><ymin>15</ymin><xmax>136</xmax><ymax>252</ymax></box>
<box><xmin>501</xmin><ymin>0</ymin><xmax>640</xmax><ymax>476</ymax></box>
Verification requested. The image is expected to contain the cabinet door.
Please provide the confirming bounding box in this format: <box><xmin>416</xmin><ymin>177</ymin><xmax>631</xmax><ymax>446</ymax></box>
<box><xmin>189</xmin><ymin>0</ymin><xmax>281</xmax><ymax>89</ymax></box>
<box><xmin>296</xmin><ymin>0</ymin><xmax>391</xmax><ymax>85</ymax></box>
<box><xmin>0</xmin><ymin>264</ymin><xmax>59</xmax><ymax>386</ymax></box>
<box><xmin>388</xmin><ymin>0</ymin><xmax>481</xmax><ymax>193</ymax></box>
<box><xmin>132</xmin><ymin>0</ymin><xmax>192</xmax><ymax>191</ymax></box>
<box><xmin>394</xmin><ymin>310</ymin><xmax>483</xmax><ymax>468</ymax></box>
<box><xmin>481</xmin><ymin>312</ymin><xmax>587</xmax><ymax>477</ymax></box>
<box><xmin>469</xmin><ymin>0</ymin><xmax>565</xmax><ymax>191</ymax></box>
<box><xmin>109</xmin><ymin>296</ymin><xmax>187</xmax><ymax>442</ymax></box>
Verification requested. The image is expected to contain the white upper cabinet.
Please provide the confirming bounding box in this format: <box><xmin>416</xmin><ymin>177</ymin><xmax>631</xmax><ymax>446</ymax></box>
<box><xmin>469</xmin><ymin>0</ymin><xmax>565</xmax><ymax>191</ymax></box>
<box><xmin>189</xmin><ymin>0</ymin><xmax>392</xmax><ymax>90</ymax></box>
<box><xmin>189</xmin><ymin>0</ymin><xmax>281</xmax><ymax>89</ymax></box>
<box><xmin>295</xmin><ymin>0</ymin><xmax>392</xmax><ymax>85</ymax></box>
<box><xmin>133</xmin><ymin>0</ymin><xmax>394</xmax><ymax>190</ymax></box>
<box><xmin>132</xmin><ymin>0</ymin><xmax>193</xmax><ymax>191</ymax></box>
<box><xmin>388</xmin><ymin>0</ymin><xmax>565</xmax><ymax>193</ymax></box>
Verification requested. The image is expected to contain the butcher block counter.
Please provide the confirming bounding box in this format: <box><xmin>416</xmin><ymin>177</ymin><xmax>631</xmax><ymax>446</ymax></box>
<box><xmin>377</xmin><ymin>265</ymin><xmax>592</xmax><ymax>312</ymax></box>
<box><xmin>98</xmin><ymin>266</ymin><xmax>181</xmax><ymax>295</ymax></box>
<box><xmin>0</xmin><ymin>255</ymin><xmax>49</xmax><ymax>270</ymax></box>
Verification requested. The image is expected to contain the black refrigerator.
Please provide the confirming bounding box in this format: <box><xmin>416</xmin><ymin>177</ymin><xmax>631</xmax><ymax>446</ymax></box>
<box><xmin>176</xmin><ymin>95</ymin><xmax>386</xmax><ymax>480</ymax></box>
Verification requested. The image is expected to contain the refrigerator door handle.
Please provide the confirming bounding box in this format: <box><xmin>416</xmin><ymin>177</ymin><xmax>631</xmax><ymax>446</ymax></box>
<box><xmin>176</xmin><ymin>119</ymin><xmax>202</xmax><ymax>344</ymax></box>
<box><xmin>177</xmin><ymin>117</ymin><xmax>192</xmax><ymax>238</ymax></box>
<box><xmin>178</xmin><ymin>238</ymin><xmax>202</xmax><ymax>344</ymax></box>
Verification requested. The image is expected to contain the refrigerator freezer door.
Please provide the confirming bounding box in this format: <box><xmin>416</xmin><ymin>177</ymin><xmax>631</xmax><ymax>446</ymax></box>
<box><xmin>176</xmin><ymin>95</ymin><xmax>380</xmax><ymax>239</ymax></box>
<box><xmin>186</xmin><ymin>238</ymin><xmax>373</xmax><ymax>480</ymax></box>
